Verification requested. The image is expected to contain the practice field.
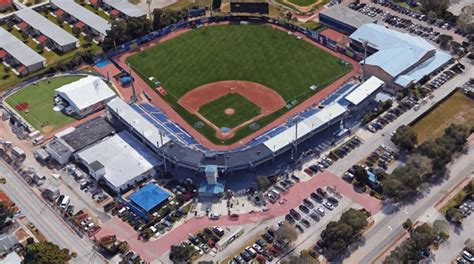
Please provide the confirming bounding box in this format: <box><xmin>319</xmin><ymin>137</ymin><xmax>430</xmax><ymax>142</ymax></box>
<box><xmin>5</xmin><ymin>76</ymin><xmax>82</xmax><ymax>133</ymax></box>
<box><xmin>198</xmin><ymin>93</ymin><xmax>261</xmax><ymax>128</ymax></box>
<box><xmin>412</xmin><ymin>91</ymin><xmax>474</xmax><ymax>142</ymax></box>
<box><xmin>126</xmin><ymin>24</ymin><xmax>352</xmax><ymax>144</ymax></box>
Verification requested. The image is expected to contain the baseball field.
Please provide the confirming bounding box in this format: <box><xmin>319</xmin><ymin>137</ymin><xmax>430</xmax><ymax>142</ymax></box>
<box><xmin>5</xmin><ymin>76</ymin><xmax>82</xmax><ymax>133</ymax></box>
<box><xmin>126</xmin><ymin>24</ymin><xmax>352</xmax><ymax>144</ymax></box>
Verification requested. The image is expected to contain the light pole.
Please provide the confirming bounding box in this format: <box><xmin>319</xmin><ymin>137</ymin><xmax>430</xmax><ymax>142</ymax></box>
<box><xmin>147</xmin><ymin>0</ymin><xmax>153</xmax><ymax>31</ymax></box>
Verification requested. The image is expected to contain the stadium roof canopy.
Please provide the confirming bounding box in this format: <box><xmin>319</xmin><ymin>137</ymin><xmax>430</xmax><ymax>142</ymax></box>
<box><xmin>264</xmin><ymin>103</ymin><xmax>347</xmax><ymax>152</ymax></box>
<box><xmin>394</xmin><ymin>51</ymin><xmax>452</xmax><ymax>87</ymax></box>
<box><xmin>107</xmin><ymin>98</ymin><xmax>171</xmax><ymax>148</ymax></box>
<box><xmin>103</xmin><ymin>0</ymin><xmax>146</xmax><ymax>17</ymax></box>
<box><xmin>320</xmin><ymin>4</ymin><xmax>378</xmax><ymax>29</ymax></box>
<box><xmin>0</xmin><ymin>27</ymin><xmax>45</xmax><ymax>67</ymax></box>
<box><xmin>344</xmin><ymin>76</ymin><xmax>384</xmax><ymax>106</ymax></box>
<box><xmin>15</xmin><ymin>8</ymin><xmax>78</xmax><ymax>47</ymax></box>
<box><xmin>76</xmin><ymin>131</ymin><xmax>161</xmax><ymax>191</ymax></box>
<box><xmin>130</xmin><ymin>183</ymin><xmax>170</xmax><ymax>212</ymax></box>
<box><xmin>55</xmin><ymin>76</ymin><xmax>115</xmax><ymax>112</ymax></box>
<box><xmin>350</xmin><ymin>24</ymin><xmax>450</xmax><ymax>79</ymax></box>
<box><xmin>51</xmin><ymin>0</ymin><xmax>111</xmax><ymax>35</ymax></box>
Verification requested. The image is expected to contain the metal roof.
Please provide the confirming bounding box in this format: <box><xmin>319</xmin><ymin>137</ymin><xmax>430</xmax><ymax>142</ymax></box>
<box><xmin>0</xmin><ymin>27</ymin><xmax>46</xmax><ymax>67</ymax></box>
<box><xmin>15</xmin><ymin>8</ymin><xmax>78</xmax><ymax>47</ymax></box>
<box><xmin>350</xmin><ymin>23</ymin><xmax>436</xmax><ymax>77</ymax></box>
<box><xmin>263</xmin><ymin>103</ymin><xmax>347</xmax><ymax>153</ymax></box>
<box><xmin>60</xmin><ymin>117</ymin><xmax>115</xmax><ymax>151</ymax></box>
<box><xmin>107</xmin><ymin>98</ymin><xmax>171</xmax><ymax>148</ymax></box>
<box><xmin>55</xmin><ymin>76</ymin><xmax>115</xmax><ymax>111</ymax></box>
<box><xmin>103</xmin><ymin>0</ymin><xmax>146</xmax><ymax>17</ymax></box>
<box><xmin>320</xmin><ymin>4</ymin><xmax>378</xmax><ymax>29</ymax></box>
<box><xmin>130</xmin><ymin>183</ymin><xmax>170</xmax><ymax>212</ymax></box>
<box><xmin>76</xmin><ymin>131</ymin><xmax>161</xmax><ymax>190</ymax></box>
<box><xmin>395</xmin><ymin>51</ymin><xmax>452</xmax><ymax>87</ymax></box>
<box><xmin>51</xmin><ymin>0</ymin><xmax>111</xmax><ymax>35</ymax></box>
<box><xmin>344</xmin><ymin>76</ymin><xmax>384</xmax><ymax>105</ymax></box>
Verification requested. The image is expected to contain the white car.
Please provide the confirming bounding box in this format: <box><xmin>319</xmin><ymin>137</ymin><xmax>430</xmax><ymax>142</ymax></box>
<box><xmin>194</xmin><ymin>246</ymin><xmax>204</xmax><ymax>255</ymax></box>
<box><xmin>462</xmin><ymin>250</ymin><xmax>474</xmax><ymax>262</ymax></box>
<box><xmin>323</xmin><ymin>201</ymin><xmax>334</xmax><ymax>211</ymax></box>
<box><xmin>252</xmin><ymin>244</ymin><xmax>263</xmax><ymax>253</ymax></box>
<box><xmin>315</xmin><ymin>207</ymin><xmax>325</xmax><ymax>216</ymax></box>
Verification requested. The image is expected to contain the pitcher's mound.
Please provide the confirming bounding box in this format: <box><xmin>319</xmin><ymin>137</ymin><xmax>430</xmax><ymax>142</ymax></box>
<box><xmin>224</xmin><ymin>108</ymin><xmax>235</xmax><ymax>115</ymax></box>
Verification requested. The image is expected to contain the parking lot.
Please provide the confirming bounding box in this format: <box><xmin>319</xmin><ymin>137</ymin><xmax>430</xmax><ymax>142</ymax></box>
<box><xmin>355</xmin><ymin>0</ymin><xmax>469</xmax><ymax>43</ymax></box>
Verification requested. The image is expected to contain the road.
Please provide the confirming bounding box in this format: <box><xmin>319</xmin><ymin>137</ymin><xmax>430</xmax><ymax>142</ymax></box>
<box><xmin>0</xmin><ymin>162</ymin><xmax>104</xmax><ymax>264</ymax></box>
<box><xmin>350</xmin><ymin>143</ymin><xmax>474</xmax><ymax>263</ymax></box>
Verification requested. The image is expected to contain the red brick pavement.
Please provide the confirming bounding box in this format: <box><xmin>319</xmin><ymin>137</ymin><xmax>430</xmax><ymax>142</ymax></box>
<box><xmin>96</xmin><ymin>171</ymin><xmax>380</xmax><ymax>261</ymax></box>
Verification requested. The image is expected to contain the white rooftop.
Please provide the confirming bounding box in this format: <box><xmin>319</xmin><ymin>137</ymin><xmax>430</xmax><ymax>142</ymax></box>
<box><xmin>0</xmin><ymin>27</ymin><xmax>46</xmax><ymax>67</ymax></box>
<box><xmin>51</xmin><ymin>0</ymin><xmax>111</xmax><ymax>35</ymax></box>
<box><xmin>344</xmin><ymin>76</ymin><xmax>384</xmax><ymax>106</ymax></box>
<box><xmin>103</xmin><ymin>0</ymin><xmax>147</xmax><ymax>17</ymax></box>
<box><xmin>15</xmin><ymin>8</ymin><xmax>78</xmax><ymax>47</ymax></box>
<box><xmin>264</xmin><ymin>103</ymin><xmax>347</xmax><ymax>152</ymax></box>
<box><xmin>107</xmin><ymin>98</ymin><xmax>171</xmax><ymax>148</ymax></box>
<box><xmin>76</xmin><ymin>131</ymin><xmax>161</xmax><ymax>189</ymax></box>
<box><xmin>55</xmin><ymin>76</ymin><xmax>115</xmax><ymax>111</ymax></box>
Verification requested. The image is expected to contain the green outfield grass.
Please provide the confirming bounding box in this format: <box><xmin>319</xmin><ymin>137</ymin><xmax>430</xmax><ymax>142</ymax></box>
<box><xmin>126</xmin><ymin>24</ymin><xmax>352</xmax><ymax>144</ymax></box>
<box><xmin>198</xmin><ymin>93</ymin><xmax>261</xmax><ymax>128</ymax></box>
<box><xmin>5</xmin><ymin>76</ymin><xmax>83</xmax><ymax>132</ymax></box>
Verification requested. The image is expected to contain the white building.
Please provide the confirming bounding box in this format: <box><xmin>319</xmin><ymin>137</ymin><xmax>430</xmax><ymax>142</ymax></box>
<box><xmin>54</xmin><ymin>76</ymin><xmax>115</xmax><ymax>118</ymax></box>
<box><xmin>74</xmin><ymin>131</ymin><xmax>161</xmax><ymax>193</ymax></box>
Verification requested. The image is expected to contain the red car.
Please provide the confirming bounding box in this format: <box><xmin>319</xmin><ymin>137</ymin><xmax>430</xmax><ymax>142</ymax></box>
<box><xmin>304</xmin><ymin>168</ymin><xmax>313</xmax><ymax>176</ymax></box>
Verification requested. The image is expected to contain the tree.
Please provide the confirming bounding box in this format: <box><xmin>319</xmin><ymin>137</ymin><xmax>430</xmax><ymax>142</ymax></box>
<box><xmin>72</xmin><ymin>27</ymin><xmax>81</xmax><ymax>36</ymax></box>
<box><xmin>427</xmin><ymin>11</ymin><xmax>437</xmax><ymax>20</ymax></box>
<box><xmin>152</xmin><ymin>9</ymin><xmax>188</xmax><ymax>31</ymax></box>
<box><xmin>353</xmin><ymin>165</ymin><xmax>369</xmax><ymax>186</ymax></box>
<box><xmin>56</xmin><ymin>16</ymin><xmax>64</xmax><ymax>25</ymax></box>
<box><xmin>169</xmin><ymin>245</ymin><xmax>195</xmax><ymax>262</ymax></box>
<box><xmin>391</xmin><ymin>125</ymin><xmax>417</xmax><ymax>152</ymax></box>
<box><xmin>275</xmin><ymin>222</ymin><xmax>298</xmax><ymax>242</ymax></box>
<box><xmin>103</xmin><ymin>17</ymin><xmax>151</xmax><ymax>51</ymax></box>
<box><xmin>286</xmin><ymin>12</ymin><xmax>293</xmax><ymax>21</ymax></box>
<box><xmin>288</xmin><ymin>250</ymin><xmax>320</xmax><ymax>264</ymax></box>
<box><xmin>446</xmin><ymin>207</ymin><xmax>464</xmax><ymax>223</ymax></box>
<box><xmin>212</xmin><ymin>0</ymin><xmax>221</xmax><ymax>10</ymax></box>
<box><xmin>411</xmin><ymin>223</ymin><xmax>436</xmax><ymax>249</ymax></box>
<box><xmin>6</xmin><ymin>21</ymin><xmax>14</xmax><ymax>31</ymax></box>
<box><xmin>406</xmin><ymin>154</ymin><xmax>432</xmax><ymax>178</ymax></box>
<box><xmin>320</xmin><ymin>209</ymin><xmax>368</xmax><ymax>259</ymax></box>
<box><xmin>23</xmin><ymin>241</ymin><xmax>72</xmax><ymax>264</ymax></box>
<box><xmin>0</xmin><ymin>201</ymin><xmax>13</xmax><ymax>229</ymax></box>
<box><xmin>402</xmin><ymin>218</ymin><xmax>413</xmax><ymax>231</ymax></box>
<box><xmin>255</xmin><ymin>176</ymin><xmax>272</xmax><ymax>192</ymax></box>
<box><xmin>117</xmin><ymin>241</ymin><xmax>129</xmax><ymax>254</ymax></box>
<box><xmin>433</xmin><ymin>219</ymin><xmax>449</xmax><ymax>240</ymax></box>
<box><xmin>36</xmin><ymin>43</ymin><xmax>44</xmax><ymax>52</ymax></box>
<box><xmin>419</xmin><ymin>0</ymin><xmax>449</xmax><ymax>14</ymax></box>
<box><xmin>438</xmin><ymin>34</ymin><xmax>453</xmax><ymax>50</ymax></box>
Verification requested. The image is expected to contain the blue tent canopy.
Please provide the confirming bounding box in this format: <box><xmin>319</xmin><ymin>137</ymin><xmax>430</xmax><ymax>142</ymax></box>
<box><xmin>130</xmin><ymin>183</ymin><xmax>170</xmax><ymax>212</ymax></box>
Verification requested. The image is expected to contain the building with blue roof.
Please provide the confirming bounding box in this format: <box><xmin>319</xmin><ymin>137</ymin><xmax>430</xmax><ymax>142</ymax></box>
<box><xmin>130</xmin><ymin>183</ymin><xmax>171</xmax><ymax>212</ymax></box>
<box><xmin>350</xmin><ymin>24</ymin><xmax>452</xmax><ymax>90</ymax></box>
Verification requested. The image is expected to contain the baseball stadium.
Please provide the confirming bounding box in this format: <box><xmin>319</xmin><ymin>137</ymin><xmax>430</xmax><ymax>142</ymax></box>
<box><xmin>101</xmin><ymin>15</ymin><xmax>365</xmax><ymax>181</ymax></box>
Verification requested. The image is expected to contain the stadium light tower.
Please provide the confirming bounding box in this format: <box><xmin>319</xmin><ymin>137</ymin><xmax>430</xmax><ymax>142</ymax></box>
<box><xmin>360</xmin><ymin>38</ymin><xmax>377</xmax><ymax>81</ymax></box>
<box><xmin>147</xmin><ymin>0</ymin><xmax>153</xmax><ymax>30</ymax></box>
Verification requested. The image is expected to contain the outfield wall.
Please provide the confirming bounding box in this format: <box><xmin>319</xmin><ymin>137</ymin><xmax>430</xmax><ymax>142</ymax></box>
<box><xmin>105</xmin><ymin>15</ymin><xmax>363</xmax><ymax>63</ymax></box>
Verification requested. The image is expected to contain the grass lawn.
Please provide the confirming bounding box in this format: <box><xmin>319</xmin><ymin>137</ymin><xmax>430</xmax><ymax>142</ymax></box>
<box><xmin>5</xmin><ymin>76</ymin><xmax>83</xmax><ymax>132</ymax></box>
<box><xmin>412</xmin><ymin>91</ymin><xmax>474</xmax><ymax>143</ymax></box>
<box><xmin>286</xmin><ymin>0</ymin><xmax>320</xmax><ymax>7</ymax></box>
<box><xmin>127</xmin><ymin>24</ymin><xmax>351</xmax><ymax>144</ymax></box>
<box><xmin>439</xmin><ymin>179</ymin><xmax>474</xmax><ymax>214</ymax></box>
<box><xmin>198</xmin><ymin>94</ymin><xmax>261</xmax><ymax>128</ymax></box>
